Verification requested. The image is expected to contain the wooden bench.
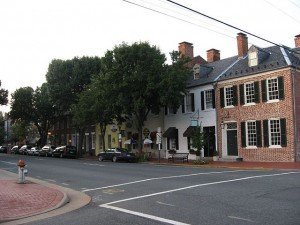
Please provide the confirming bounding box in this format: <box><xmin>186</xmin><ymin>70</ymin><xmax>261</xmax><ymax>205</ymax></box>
<box><xmin>168</xmin><ymin>153</ymin><xmax>189</xmax><ymax>163</ymax></box>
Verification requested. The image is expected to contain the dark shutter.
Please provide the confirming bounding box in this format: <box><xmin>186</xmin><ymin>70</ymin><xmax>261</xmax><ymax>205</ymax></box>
<box><xmin>187</xmin><ymin>137</ymin><xmax>190</xmax><ymax>149</ymax></box>
<box><xmin>181</xmin><ymin>97</ymin><xmax>185</xmax><ymax>113</ymax></box>
<box><xmin>220</xmin><ymin>88</ymin><xmax>224</xmax><ymax>108</ymax></box>
<box><xmin>201</xmin><ymin>91</ymin><xmax>205</xmax><ymax>110</ymax></box>
<box><xmin>256</xmin><ymin>120</ymin><xmax>262</xmax><ymax>147</ymax></box>
<box><xmin>212</xmin><ymin>89</ymin><xmax>215</xmax><ymax>109</ymax></box>
<box><xmin>191</xmin><ymin>93</ymin><xmax>195</xmax><ymax>112</ymax></box>
<box><xmin>167</xmin><ymin>138</ymin><xmax>170</xmax><ymax>149</ymax></box>
<box><xmin>278</xmin><ymin>76</ymin><xmax>285</xmax><ymax>100</ymax></box>
<box><xmin>263</xmin><ymin>120</ymin><xmax>269</xmax><ymax>147</ymax></box>
<box><xmin>254</xmin><ymin>81</ymin><xmax>260</xmax><ymax>103</ymax></box>
<box><xmin>262</xmin><ymin>80</ymin><xmax>267</xmax><ymax>102</ymax></box>
<box><xmin>164</xmin><ymin>106</ymin><xmax>168</xmax><ymax>115</ymax></box>
<box><xmin>175</xmin><ymin>135</ymin><xmax>179</xmax><ymax>150</ymax></box>
<box><xmin>233</xmin><ymin>85</ymin><xmax>238</xmax><ymax>106</ymax></box>
<box><xmin>280</xmin><ymin>118</ymin><xmax>287</xmax><ymax>147</ymax></box>
<box><xmin>239</xmin><ymin>84</ymin><xmax>245</xmax><ymax>105</ymax></box>
<box><xmin>241</xmin><ymin>122</ymin><xmax>246</xmax><ymax>147</ymax></box>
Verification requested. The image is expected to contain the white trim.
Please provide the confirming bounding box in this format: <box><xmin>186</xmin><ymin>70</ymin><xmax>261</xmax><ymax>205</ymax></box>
<box><xmin>269</xmin><ymin>145</ymin><xmax>282</xmax><ymax>149</ymax></box>
<box><xmin>280</xmin><ymin>47</ymin><xmax>291</xmax><ymax>66</ymax></box>
<box><xmin>214</xmin><ymin>57</ymin><xmax>243</xmax><ymax>81</ymax></box>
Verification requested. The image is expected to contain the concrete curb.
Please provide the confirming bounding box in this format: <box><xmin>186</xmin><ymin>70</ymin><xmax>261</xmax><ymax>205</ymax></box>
<box><xmin>0</xmin><ymin>170</ymin><xmax>91</xmax><ymax>225</ymax></box>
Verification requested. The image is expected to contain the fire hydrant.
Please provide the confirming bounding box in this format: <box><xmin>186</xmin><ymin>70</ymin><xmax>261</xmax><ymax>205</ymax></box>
<box><xmin>17</xmin><ymin>159</ymin><xmax>27</xmax><ymax>184</ymax></box>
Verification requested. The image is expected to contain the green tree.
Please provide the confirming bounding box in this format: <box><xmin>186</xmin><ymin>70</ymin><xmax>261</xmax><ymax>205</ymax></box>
<box><xmin>10</xmin><ymin>85</ymin><xmax>55</xmax><ymax>146</ymax></box>
<box><xmin>191</xmin><ymin>125</ymin><xmax>204</xmax><ymax>157</ymax></box>
<box><xmin>0</xmin><ymin>80</ymin><xmax>8</xmax><ymax>105</ymax></box>
<box><xmin>46</xmin><ymin>56</ymin><xmax>102</xmax><ymax>151</ymax></box>
<box><xmin>103</xmin><ymin>42</ymin><xmax>189</xmax><ymax>152</ymax></box>
<box><xmin>11</xmin><ymin>120</ymin><xmax>27</xmax><ymax>144</ymax></box>
<box><xmin>0</xmin><ymin>112</ymin><xmax>4</xmax><ymax>144</ymax></box>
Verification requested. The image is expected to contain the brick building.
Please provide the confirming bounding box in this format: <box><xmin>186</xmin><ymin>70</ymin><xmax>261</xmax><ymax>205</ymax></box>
<box><xmin>215</xmin><ymin>33</ymin><xmax>300</xmax><ymax>162</ymax></box>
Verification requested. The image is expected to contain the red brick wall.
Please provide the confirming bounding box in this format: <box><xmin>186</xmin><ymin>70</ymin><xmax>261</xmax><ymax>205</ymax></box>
<box><xmin>293</xmin><ymin>69</ymin><xmax>300</xmax><ymax>161</ymax></box>
<box><xmin>216</xmin><ymin>68</ymin><xmax>295</xmax><ymax>162</ymax></box>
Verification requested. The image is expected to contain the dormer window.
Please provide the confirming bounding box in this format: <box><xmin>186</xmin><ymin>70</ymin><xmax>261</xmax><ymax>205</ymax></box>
<box><xmin>249</xmin><ymin>51</ymin><xmax>258</xmax><ymax>67</ymax></box>
<box><xmin>193</xmin><ymin>64</ymin><xmax>200</xmax><ymax>80</ymax></box>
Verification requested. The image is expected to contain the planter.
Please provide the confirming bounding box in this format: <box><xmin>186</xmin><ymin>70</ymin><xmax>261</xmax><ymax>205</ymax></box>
<box><xmin>213</xmin><ymin>156</ymin><xmax>219</xmax><ymax>161</ymax></box>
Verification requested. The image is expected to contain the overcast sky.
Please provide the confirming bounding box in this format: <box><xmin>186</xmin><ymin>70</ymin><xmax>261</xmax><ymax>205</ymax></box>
<box><xmin>0</xmin><ymin>0</ymin><xmax>299</xmax><ymax>113</ymax></box>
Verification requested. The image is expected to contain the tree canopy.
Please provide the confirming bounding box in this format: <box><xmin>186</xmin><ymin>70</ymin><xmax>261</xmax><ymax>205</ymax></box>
<box><xmin>0</xmin><ymin>80</ymin><xmax>8</xmax><ymax>105</ymax></box>
<box><xmin>102</xmin><ymin>42</ymin><xmax>190</xmax><ymax>151</ymax></box>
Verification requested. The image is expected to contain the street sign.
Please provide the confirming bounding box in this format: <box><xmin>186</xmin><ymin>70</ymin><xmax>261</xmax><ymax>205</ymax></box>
<box><xmin>156</xmin><ymin>132</ymin><xmax>162</xmax><ymax>144</ymax></box>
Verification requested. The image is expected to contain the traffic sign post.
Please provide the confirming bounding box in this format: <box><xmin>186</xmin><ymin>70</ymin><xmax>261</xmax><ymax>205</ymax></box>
<box><xmin>156</xmin><ymin>127</ymin><xmax>162</xmax><ymax>163</ymax></box>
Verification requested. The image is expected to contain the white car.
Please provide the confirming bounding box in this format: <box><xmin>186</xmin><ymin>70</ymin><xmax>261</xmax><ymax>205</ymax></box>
<box><xmin>28</xmin><ymin>147</ymin><xmax>40</xmax><ymax>156</ymax></box>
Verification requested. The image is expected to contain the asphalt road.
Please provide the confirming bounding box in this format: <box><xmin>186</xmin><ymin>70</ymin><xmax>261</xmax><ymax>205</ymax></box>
<box><xmin>0</xmin><ymin>154</ymin><xmax>300</xmax><ymax>225</ymax></box>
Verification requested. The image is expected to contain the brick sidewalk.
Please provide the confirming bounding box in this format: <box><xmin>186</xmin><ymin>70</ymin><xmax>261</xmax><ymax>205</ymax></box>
<box><xmin>0</xmin><ymin>180</ymin><xmax>64</xmax><ymax>222</ymax></box>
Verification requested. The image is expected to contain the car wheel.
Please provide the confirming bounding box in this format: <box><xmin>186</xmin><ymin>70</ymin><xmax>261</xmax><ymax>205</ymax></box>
<box><xmin>98</xmin><ymin>156</ymin><xmax>103</xmax><ymax>161</ymax></box>
<box><xmin>112</xmin><ymin>156</ymin><xmax>117</xmax><ymax>163</ymax></box>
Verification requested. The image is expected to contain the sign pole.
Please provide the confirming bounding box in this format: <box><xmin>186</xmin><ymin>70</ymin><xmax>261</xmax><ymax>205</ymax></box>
<box><xmin>156</xmin><ymin>127</ymin><xmax>162</xmax><ymax>163</ymax></box>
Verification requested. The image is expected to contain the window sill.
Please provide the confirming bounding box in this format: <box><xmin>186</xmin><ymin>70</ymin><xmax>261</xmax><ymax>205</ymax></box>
<box><xmin>224</xmin><ymin>105</ymin><xmax>234</xmax><ymax>109</ymax></box>
<box><xmin>245</xmin><ymin>146</ymin><xmax>258</xmax><ymax>149</ymax></box>
<box><xmin>243</xmin><ymin>103</ymin><xmax>256</xmax><ymax>106</ymax></box>
<box><xmin>267</xmin><ymin>99</ymin><xmax>279</xmax><ymax>103</ymax></box>
<box><xmin>269</xmin><ymin>145</ymin><xmax>282</xmax><ymax>148</ymax></box>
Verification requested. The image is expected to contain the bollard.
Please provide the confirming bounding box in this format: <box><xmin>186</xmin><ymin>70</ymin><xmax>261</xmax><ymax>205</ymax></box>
<box><xmin>17</xmin><ymin>159</ymin><xmax>26</xmax><ymax>184</ymax></box>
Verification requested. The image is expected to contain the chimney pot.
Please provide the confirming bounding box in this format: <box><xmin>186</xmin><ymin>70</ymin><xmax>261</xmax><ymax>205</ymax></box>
<box><xmin>178</xmin><ymin>42</ymin><xmax>194</xmax><ymax>59</ymax></box>
<box><xmin>237</xmin><ymin>33</ymin><xmax>248</xmax><ymax>58</ymax></box>
<box><xmin>295</xmin><ymin>34</ymin><xmax>300</xmax><ymax>48</ymax></box>
<box><xmin>206</xmin><ymin>48</ymin><xmax>220</xmax><ymax>62</ymax></box>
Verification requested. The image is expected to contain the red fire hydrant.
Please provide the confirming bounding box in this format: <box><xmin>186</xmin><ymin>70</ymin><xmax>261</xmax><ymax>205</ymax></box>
<box><xmin>17</xmin><ymin>159</ymin><xmax>26</xmax><ymax>183</ymax></box>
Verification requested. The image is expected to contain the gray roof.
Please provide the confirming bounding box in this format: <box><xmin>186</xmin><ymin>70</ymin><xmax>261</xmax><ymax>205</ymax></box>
<box><xmin>218</xmin><ymin>46</ymin><xmax>300</xmax><ymax>81</ymax></box>
<box><xmin>186</xmin><ymin>55</ymin><xmax>238</xmax><ymax>88</ymax></box>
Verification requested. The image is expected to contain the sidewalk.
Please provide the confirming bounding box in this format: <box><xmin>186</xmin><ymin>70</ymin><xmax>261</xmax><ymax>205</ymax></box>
<box><xmin>0</xmin><ymin>169</ymin><xmax>68</xmax><ymax>223</ymax></box>
<box><xmin>82</xmin><ymin>155</ymin><xmax>300</xmax><ymax>170</ymax></box>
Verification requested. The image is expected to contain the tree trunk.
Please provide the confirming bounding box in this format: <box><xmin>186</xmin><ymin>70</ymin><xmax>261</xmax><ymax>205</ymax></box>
<box><xmin>99</xmin><ymin>123</ymin><xmax>106</xmax><ymax>151</ymax></box>
<box><xmin>77</xmin><ymin>128</ymin><xmax>85</xmax><ymax>157</ymax></box>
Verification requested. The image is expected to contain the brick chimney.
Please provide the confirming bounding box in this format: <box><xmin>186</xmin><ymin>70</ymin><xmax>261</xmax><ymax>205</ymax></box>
<box><xmin>178</xmin><ymin>42</ymin><xmax>194</xmax><ymax>59</ymax></box>
<box><xmin>295</xmin><ymin>34</ymin><xmax>300</xmax><ymax>48</ymax></box>
<box><xmin>206</xmin><ymin>49</ymin><xmax>220</xmax><ymax>62</ymax></box>
<box><xmin>237</xmin><ymin>33</ymin><xmax>248</xmax><ymax>58</ymax></box>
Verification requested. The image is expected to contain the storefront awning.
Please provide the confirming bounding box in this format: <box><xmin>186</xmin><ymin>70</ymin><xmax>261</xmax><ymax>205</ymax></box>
<box><xmin>163</xmin><ymin>127</ymin><xmax>178</xmax><ymax>138</ymax></box>
<box><xmin>183</xmin><ymin>126</ymin><xmax>196</xmax><ymax>137</ymax></box>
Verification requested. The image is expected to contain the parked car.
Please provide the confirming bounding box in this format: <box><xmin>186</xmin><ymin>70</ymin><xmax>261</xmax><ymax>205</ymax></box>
<box><xmin>0</xmin><ymin>146</ymin><xmax>8</xmax><ymax>153</ymax></box>
<box><xmin>40</xmin><ymin>145</ymin><xmax>56</xmax><ymax>157</ymax></box>
<box><xmin>19</xmin><ymin>145</ymin><xmax>31</xmax><ymax>155</ymax></box>
<box><xmin>27</xmin><ymin>147</ymin><xmax>40</xmax><ymax>156</ymax></box>
<box><xmin>10</xmin><ymin>146</ymin><xmax>20</xmax><ymax>154</ymax></box>
<box><xmin>98</xmin><ymin>148</ymin><xmax>137</xmax><ymax>162</ymax></box>
<box><xmin>52</xmin><ymin>145</ymin><xmax>77</xmax><ymax>158</ymax></box>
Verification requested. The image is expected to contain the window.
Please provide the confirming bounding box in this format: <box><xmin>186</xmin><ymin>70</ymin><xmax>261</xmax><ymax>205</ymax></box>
<box><xmin>267</xmin><ymin>78</ymin><xmax>279</xmax><ymax>101</ymax></box>
<box><xmin>248</xmin><ymin>52</ymin><xmax>258</xmax><ymax>67</ymax></box>
<box><xmin>225</xmin><ymin>86</ymin><xmax>234</xmax><ymax>107</ymax></box>
<box><xmin>246</xmin><ymin>121</ymin><xmax>257</xmax><ymax>147</ymax></box>
<box><xmin>245</xmin><ymin>82</ymin><xmax>255</xmax><ymax>104</ymax></box>
<box><xmin>205</xmin><ymin>90</ymin><xmax>213</xmax><ymax>109</ymax></box>
<box><xmin>186</xmin><ymin>93</ymin><xmax>195</xmax><ymax>112</ymax></box>
<box><xmin>269</xmin><ymin>119</ymin><xmax>281</xmax><ymax>146</ymax></box>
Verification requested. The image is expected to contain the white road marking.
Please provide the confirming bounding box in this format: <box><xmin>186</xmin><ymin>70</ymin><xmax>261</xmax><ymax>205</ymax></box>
<box><xmin>82</xmin><ymin>170</ymin><xmax>247</xmax><ymax>192</ymax></box>
<box><xmin>83</xmin><ymin>163</ymin><xmax>104</xmax><ymax>166</ymax></box>
<box><xmin>228</xmin><ymin>216</ymin><xmax>255</xmax><ymax>223</ymax></box>
<box><xmin>44</xmin><ymin>179</ymin><xmax>56</xmax><ymax>183</ymax></box>
<box><xmin>101</xmin><ymin>205</ymin><xmax>190</xmax><ymax>225</ymax></box>
<box><xmin>156</xmin><ymin>201</ymin><xmax>175</xmax><ymax>207</ymax></box>
<box><xmin>100</xmin><ymin>171</ymin><xmax>299</xmax><ymax>206</ymax></box>
<box><xmin>0</xmin><ymin>161</ymin><xmax>16</xmax><ymax>165</ymax></box>
<box><xmin>61</xmin><ymin>182</ymin><xmax>69</xmax><ymax>186</ymax></box>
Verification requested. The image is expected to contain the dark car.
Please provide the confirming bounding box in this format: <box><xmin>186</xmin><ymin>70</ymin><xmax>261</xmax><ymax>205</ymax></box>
<box><xmin>52</xmin><ymin>145</ymin><xmax>77</xmax><ymax>158</ymax></box>
<box><xmin>10</xmin><ymin>145</ymin><xmax>20</xmax><ymax>154</ymax></box>
<box><xmin>98</xmin><ymin>148</ymin><xmax>137</xmax><ymax>162</ymax></box>
<box><xmin>0</xmin><ymin>146</ymin><xmax>8</xmax><ymax>153</ymax></box>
